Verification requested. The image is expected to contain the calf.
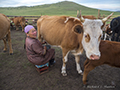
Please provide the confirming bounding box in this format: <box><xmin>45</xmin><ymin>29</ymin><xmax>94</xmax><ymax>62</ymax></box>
<box><xmin>83</xmin><ymin>40</ymin><xmax>120</xmax><ymax>84</ymax></box>
<box><xmin>11</xmin><ymin>16</ymin><xmax>25</xmax><ymax>32</ymax></box>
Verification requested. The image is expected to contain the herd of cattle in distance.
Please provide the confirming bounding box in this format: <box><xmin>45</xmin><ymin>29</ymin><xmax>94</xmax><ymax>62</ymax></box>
<box><xmin>0</xmin><ymin>11</ymin><xmax>120</xmax><ymax>85</ymax></box>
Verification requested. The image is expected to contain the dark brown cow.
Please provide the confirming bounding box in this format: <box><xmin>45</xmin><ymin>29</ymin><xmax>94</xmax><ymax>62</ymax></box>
<box><xmin>82</xmin><ymin>15</ymin><xmax>96</xmax><ymax>19</ymax></box>
<box><xmin>83</xmin><ymin>40</ymin><xmax>120</xmax><ymax>84</ymax></box>
<box><xmin>77</xmin><ymin>10</ymin><xmax>96</xmax><ymax>20</ymax></box>
<box><xmin>37</xmin><ymin>13</ymin><xmax>113</xmax><ymax>76</ymax></box>
<box><xmin>0</xmin><ymin>13</ymin><xmax>13</xmax><ymax>55</ymax></box>
<box><xmin>11</xmin><ymin>17</ymin><xmax>25</xmax><ymax>32</ymax></box>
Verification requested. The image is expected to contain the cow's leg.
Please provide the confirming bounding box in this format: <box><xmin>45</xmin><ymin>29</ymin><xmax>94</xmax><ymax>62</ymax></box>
<box><xmin>83</xmin><ymin>63</ymin><xmax>95</xmax><ymax>84</ymax></box>
<box><xmin>104</xmin><ymin>33</ymin><xmax>107</xmax><ymax>40</ymax></box>
<box><xmin>20</xmin><ymin>22</ymin><xmax>25</xmax><ymax>32</ymax></box>
<box><xmin>7</xmin><ymin>30</ymin><xmax>13</xmax><ymax>55</ymax></box>
<box><xmin>37</xmin><ymin>22</ymin><xmax>43</xmax><ymax>42</ymax></box>
<box><xmin>109</xmin><ymin>36</ymin><xmax>111</xmax><ymax>41</ymax></box>
<box><xmin>111</xmin><ymin>32</ymin><xmax>115</xmax><ymax>41</ymax></box>
<box><xmin>16</xmin><ymin>25</ymin><xmax>19</xmax><ymax>31</ymax></box>
<box><xmin>61</xmin><ymin>48</ymin><xmax>69</xmax><ymax>76</ymax></box>
<box><xmin>2</xmin><ymin>39</ymin><xmax>7</xmax><ymax>52</ymax></box>
<box><xmin>116</xmin><ymin>31</ymin><xmax>120</xmax><ymax>41</ymax></box>
<box><xmin>75</xmin><ymin>55</ymin><xmax>83</xmax><ymax>75</ymax></box>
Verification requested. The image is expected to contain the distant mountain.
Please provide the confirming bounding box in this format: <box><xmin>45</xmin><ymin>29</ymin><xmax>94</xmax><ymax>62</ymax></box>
<box><xmin>0</xmin><ymin>1</ymin><xmax>119</xmax><ymax>16</ymax></box>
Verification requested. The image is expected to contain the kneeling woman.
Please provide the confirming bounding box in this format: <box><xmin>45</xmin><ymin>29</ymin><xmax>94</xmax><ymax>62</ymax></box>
<box><xmin>24</xmin><ymin>25</ymin><xmax>55</xmax><ymax>67</ymax></box>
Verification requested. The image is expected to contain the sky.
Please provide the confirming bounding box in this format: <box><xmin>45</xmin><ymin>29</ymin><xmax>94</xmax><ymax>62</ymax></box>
<box><xmin>0</xmin><ymin>0</ymin><xmax>120</xmax><ymax>11</ymax></box>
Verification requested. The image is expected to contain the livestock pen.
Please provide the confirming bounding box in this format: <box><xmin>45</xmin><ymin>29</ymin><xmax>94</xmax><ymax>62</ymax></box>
<box><xmin>0</xmin><ymin>16</ymin><xmax>120</xmax><ymax>90</ymax></box>
<box><xmin>7</xmin><ymin>9</ymin><xmax>119</xmax><ymax>28</ymax></box>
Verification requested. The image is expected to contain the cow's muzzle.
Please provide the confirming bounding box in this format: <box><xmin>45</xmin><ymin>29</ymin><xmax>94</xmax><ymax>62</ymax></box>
<box><xmin>90</xmin><ymin>55</ymin><xmax>100</xmax><ymax>60</ymax></box>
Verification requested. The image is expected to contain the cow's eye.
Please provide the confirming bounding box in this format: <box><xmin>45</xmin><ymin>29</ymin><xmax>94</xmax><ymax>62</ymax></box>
<box><xmin>85</xmin><ymin>34</ymin><xmax>90</xmax><ymax>42</ymax></box>
<box><xmin>85</xmin><ymin>35</ymin><xmax>87</xmax><ymax>38</ymax></box>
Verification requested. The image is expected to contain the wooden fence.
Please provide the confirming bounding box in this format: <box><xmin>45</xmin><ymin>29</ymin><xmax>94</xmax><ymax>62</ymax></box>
<box><xmin>7</xmin><ymin>10</ymin><xmax>119</xmax><ymax>27</ymax></box>
<box><xmin>97</xmin><ymin>10</ymin><xmax>119</xmax><ymax>23</ymax></box>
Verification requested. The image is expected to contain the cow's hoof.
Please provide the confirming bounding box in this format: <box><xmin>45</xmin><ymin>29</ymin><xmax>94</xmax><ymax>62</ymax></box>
<box><xmin>80</xmin><ymin>72</ymin><xmax>83</xmax><ymax>75</ymax></box>
<box><xmin>62</xmin><ymin>73</ymin><xmax>67</xmax><ymax>76</ymax></box>
<box><xmin>78</xmin><ymin>70</ymin><xmax>83</xmax><ymax>75</ymax></box>
<box><xmin>83</xmin><ymin>80</ymin><xmax>88</xmax><ymax>85</ymax></box>
<box><xmin>3</xmin><ymin>50</ymin><xmax>7</xmax><ymax>52</ymax></box>
<box><xmin>83</xmin><ymin>83</ymin><xmax>88</xmax><ymax>88</ymax></box>
<box><xmin>9</xmin><ymin>53</ymin><xmax>13</xmax><ymax>55</ymax></box>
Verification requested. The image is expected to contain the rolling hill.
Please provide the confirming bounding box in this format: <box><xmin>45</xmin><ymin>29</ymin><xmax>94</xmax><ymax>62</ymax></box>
<box><xmin>0</xmin><ymin>1</ymin><xmax>119</xmax><ymax>17</ymax></box>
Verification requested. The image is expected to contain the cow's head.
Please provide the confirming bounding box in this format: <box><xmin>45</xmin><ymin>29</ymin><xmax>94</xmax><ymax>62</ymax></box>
<box><xmin>77</xmin><ymin>11</ymin><xmax>113</xmax><ymax>60</ymax></box>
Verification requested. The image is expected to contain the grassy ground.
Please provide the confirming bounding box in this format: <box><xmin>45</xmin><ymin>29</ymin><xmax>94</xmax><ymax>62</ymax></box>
<box><xmin>0</xmin><ymin>26</ymin><xmax>120</xmax><ymax>90</ymax></box>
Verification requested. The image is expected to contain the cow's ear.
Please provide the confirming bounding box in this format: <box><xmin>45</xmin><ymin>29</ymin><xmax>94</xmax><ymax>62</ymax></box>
<box><xmin>73</xmin><ymin>24</ymin><xmax>83</xmax><ymax>34</ymax></box>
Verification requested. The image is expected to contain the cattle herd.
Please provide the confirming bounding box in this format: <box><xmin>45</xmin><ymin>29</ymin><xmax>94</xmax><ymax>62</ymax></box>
<box><xmin>0</xmin><ymin>12</ymin><xmax>120</xmax><ymax>85</ymax></box>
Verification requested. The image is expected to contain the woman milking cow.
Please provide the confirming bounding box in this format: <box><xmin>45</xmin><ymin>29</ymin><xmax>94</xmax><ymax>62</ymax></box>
<box><xmin>24</xmin><ymin>25</ymin><xmax>55</xmax><ymax>73</ymax></box>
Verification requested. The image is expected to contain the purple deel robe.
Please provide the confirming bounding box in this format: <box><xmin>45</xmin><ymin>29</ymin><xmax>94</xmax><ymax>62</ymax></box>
<box><xmin>25</xmin><ymin>37</ymin><xmax>55</xmax><ymax>65</ymax></box>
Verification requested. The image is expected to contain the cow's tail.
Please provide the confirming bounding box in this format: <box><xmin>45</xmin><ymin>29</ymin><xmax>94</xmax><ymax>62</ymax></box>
<box><xmin>37</xmin><ymin>18</ymin><xmax>43</xmax><ymax>42</ymax></box>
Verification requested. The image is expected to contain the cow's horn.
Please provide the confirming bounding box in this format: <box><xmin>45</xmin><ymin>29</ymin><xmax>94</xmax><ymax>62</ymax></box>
<box><xmin>102</xmin><ymin>13</ymin><xmax>114</xmax><ymax>23</ymax></box>
<box><xmin>79</xmin><ymin>10</ymin><xmax>85</xmax><ymax>23</ymax></box>
<box><xmin>77</xmin><ymin>10</ymin><xmax>80</xmax><ymax>18</ymax></box>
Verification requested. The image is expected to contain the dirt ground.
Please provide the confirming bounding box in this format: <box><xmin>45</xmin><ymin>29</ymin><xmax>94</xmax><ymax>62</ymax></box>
<box><xmin>0</xmin><ymin>28</ymin><xmax>120</xmax><ymax>90</ymax></box>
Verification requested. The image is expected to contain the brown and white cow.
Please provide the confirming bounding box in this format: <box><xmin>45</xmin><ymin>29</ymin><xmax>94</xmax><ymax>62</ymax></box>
<box><xmin>37</xmin><ymin>13</ymin><xmax>113</xmax><ymax>76</ymax></box>
<box><xmin>83</xmin><ymin>40</ymin><xmax>120</xmax><ymax>85</ymax></box>
<box><xmin>103</xmin><ymin>24</ymin><xmax>112</xmax><ymax>40</ymax></box>
<box><xmin>11</xmin><ymin>16</ymin><xmax>25</xmax><ymax>32</ymax></box>
<box><xmin>0</xmin><ymin>13</ymin><xmax>13</xmax><ymax>55</ymax></box>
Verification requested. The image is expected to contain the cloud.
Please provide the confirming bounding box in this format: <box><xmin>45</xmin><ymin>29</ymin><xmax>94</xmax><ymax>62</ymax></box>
<box><xmin>78</xmin><ymin>0</ymin><xmax>120</xmax><ymax>11</ymax></box>
<box><xmin>0</xmin><ymin>0</ymin><xmax>65</xmax><ymax>7</ymax></box>
<box><xmin>0</xmin><ymin>0</ymin><xmax>19</xmax><ymax>7</ymax></box>
<box><xmin>80</xmin><ymin>3</ymin><xmax>120</xmax><ymax>11</ymax></box>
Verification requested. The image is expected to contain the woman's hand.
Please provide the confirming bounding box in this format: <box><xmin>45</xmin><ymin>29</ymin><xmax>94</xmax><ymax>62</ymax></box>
<box><xmin>42</xmin><ymin>41</ymin><xmax>47</xmax><ymax>44</ymax></box>
<box><xmin>44</xmin><ymin>46</ymin><xmax>47</xmax><ymax>50</ymax></box>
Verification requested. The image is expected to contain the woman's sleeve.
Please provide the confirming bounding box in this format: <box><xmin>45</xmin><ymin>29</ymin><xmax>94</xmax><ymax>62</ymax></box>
<box><xmin>31</xmin><ymin>42</ymin><xmax>46</xmax><ymax>56</ymax></box>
